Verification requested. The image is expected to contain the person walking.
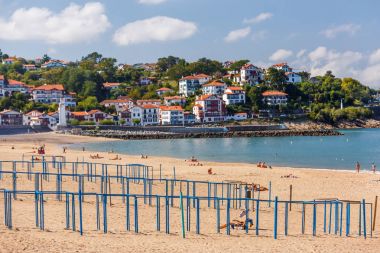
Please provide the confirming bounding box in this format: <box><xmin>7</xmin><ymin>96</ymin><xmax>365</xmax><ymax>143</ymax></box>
<box><xmin>355</xmin><ymin>161</ymin><xmax>361</xmax><ymax>173</ymax></box>
<box><xmin>371</xmin><ymin>162</ymin><xmax>376</xmax><ymax>173</ymax></box>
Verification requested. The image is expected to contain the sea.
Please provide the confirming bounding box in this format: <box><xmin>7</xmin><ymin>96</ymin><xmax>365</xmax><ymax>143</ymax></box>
<box><xmin>71</xmin><ymin>128</ymin><xmax>380</xmax><ymax>171</ymax></box>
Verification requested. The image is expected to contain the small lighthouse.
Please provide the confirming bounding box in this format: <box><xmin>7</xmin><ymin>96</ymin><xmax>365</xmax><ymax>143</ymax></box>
<box><xmin>340</xmin><ymin>99</ymin><xmax>343</xmax><ymax>110</ymax></box>
<box><xmin>58</xmin><ymin>98</ymin><xmax>67</xmax><ymax>127</ymax></box>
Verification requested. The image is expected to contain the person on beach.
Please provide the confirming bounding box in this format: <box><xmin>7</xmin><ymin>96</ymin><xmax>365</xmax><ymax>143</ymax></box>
<box><xmin>356</xmin><ymin>161</ymin><xmax>361</xmax><ymax>173</ymax></box>
<box><xmin>371</xmin><ymin>162</ymin><xmax>376</xmax><ymax>173</ymax></box>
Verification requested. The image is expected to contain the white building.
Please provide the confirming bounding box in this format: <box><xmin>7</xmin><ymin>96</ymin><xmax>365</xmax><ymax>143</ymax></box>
<box><xmin>163</xmin><ymin>96</ymin><xmax>186</xmax><ymax>106</ymax></box>
<box><xmin>193</xmin><ymin>95</ymin><xmax>225</xmax><ymax>123</ymax></box>
<box><xmin>103</xmin><ymin>82</ymin><xmax>121</xmax><ymax>91</ymax></box>
<box><xmin>41</xmin><ymin>60</ymin><xmax>67</xmax><ymax>69</ymax></box>
<box><xmin>285</xmin><ymin>72</ymin><xmax>302</xmax><ymax>84</ymax></box>
<box><xmin>100</xmin><ymin>99</ymin><xmax>134</xmax><ymax>112</ymax></box>
<box><xmin>222</xmin><ymin>87</ymin><xmax>246</xmax><ymax>105</ymax></box>
<box><xmin>23</xmin><ymin>110</ymin><xmax>57</xmax><ymax>128</ymax></box>
<box><xmin>225</xmin><ymin>112</ymin><xmax>248</xmax><ymax>121</ymax></box>
<box><xmin>202</xmin><ymin>80</ymin><xmax>226</xmax><ymax>95</ymax></box>
<box><xmin>262</xmin><ymin>91</ymin><xmax>288</xmax><ymax>106</ymax></box>
<box><xmin>240</xmin><ymin>64</ymin><xmax>264</xmax><ymax>86</ymax></box>
<box><xmin>32</xmin><ymin>84</ymin><xmax>76</xmax><ymax>106</ymax></box>
<box><xmin>272</xmin><ymin>63</ymin><xmax>292</xmax><ymax>72</ymax></box>
<box><xmin>159</xmin><ymin>106</ymin><xmax>184</xmax><ymax>125</ymax></box>
<box><xmin>136</xmin><ymin>99</ymin><xmax>161</xmax><ymax>106</ymax></box>
<box><xmin>23</xmin><ymin>64</ymin><xmax>37</xmax><ymax>71</ymax></box>
<box><xmin>179</xmin><ymin>74</ymin><xmax>211</xmax><ymax>97</ymax></box>
<box><xmin>156</xmin><ymin>87</ymin><xmax>173</xmax><ymax>96</ymax></box>
<box><xmin>130</xmin><ymin>104</ymin><xmax>159</xmax><ymax>126</ymax></box>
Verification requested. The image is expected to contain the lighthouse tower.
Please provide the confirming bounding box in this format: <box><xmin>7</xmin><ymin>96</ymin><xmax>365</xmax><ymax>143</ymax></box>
<box><xmin>58</xmin><ymin>98</ymin><xmax>67</xmax><ymax>127</ymax></box>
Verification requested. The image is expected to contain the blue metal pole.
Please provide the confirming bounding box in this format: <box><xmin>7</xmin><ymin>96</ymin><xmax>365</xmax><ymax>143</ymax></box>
<box><xmin>256</xmin><ymin>200</ymin><xmax>260</xmax><ymax>236</ymax></box>
<box><xmin>274</xmin><ymin>196</ymin><xmax>278</xmax><ymax>239</ymax></box>
<box><xmin>285</xmin><ymin>202</ymin><xmax>288</xmax><ymax>236</ymax></box>
<box><xmin>196</xmin><ymin>198</ymin><xmax>200</xmax><ymax>234</ymax></box>
<box><xmin>134</xmin><ymin>197</ymin><xmax>138</xmax><ymax>233</ymax></box>
<box><xmin>363</xmin><ymin>199</ymin><xmax>367</xmax><ymax>239</ymax></box>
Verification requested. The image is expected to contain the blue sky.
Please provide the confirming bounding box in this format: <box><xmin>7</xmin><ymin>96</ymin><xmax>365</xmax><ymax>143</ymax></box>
<box><xmin>0</xmin><ymin>0</ymin><xmax>380</xmax><ymax>86</ymax></box>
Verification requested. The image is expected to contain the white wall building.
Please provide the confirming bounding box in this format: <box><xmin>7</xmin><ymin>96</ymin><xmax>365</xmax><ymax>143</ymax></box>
<box><xmin>130</xmin><ymin>104</ymin><xmax>159</xmax><ymax>126</ymax></box>
<box><xmin>222</xmin><ymin>87</ymin><xmax>246</xmax><ymax>105</ymax></box>
<box><xmin>285</xmin><ymin>72</ymin><xmax>302</xmax><ymax>84</ymax></box>
<box><xmin>159</xmin><ymin>106</ymin><xmax>184</xmax><ymax>125</ymax></box>
<box><xmin>32</xmin><ymin>84</ymin><xmax>76</xmax><ymax>106</ymax></box>
<box><xmin>100</xmin><ymin>99</ymin><xmax>134</xmax><ymax>112</ymax></box>
<box><xmin>262</xmin><ymin>91</ymin><xmax>288</xmax><ymax>106</ymax></box>
<box><xmin>202</xmin><ymin>80</ymin><xmax>226</xmax><ymax>95</ymax></box>
<box><xmin>240</xmin><ymin>64</ymin><xmax>264</xmax><ymax>86</ymax></box>
<box><xmin>179</xmin><ymin>74</ymin><xmax>211</xmax><ymax>97</ymax></box>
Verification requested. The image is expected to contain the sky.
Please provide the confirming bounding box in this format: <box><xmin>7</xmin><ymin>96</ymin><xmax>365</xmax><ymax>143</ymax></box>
<box><xmin>0</xmin><ymin>0</ymin><xmax>380</xmax><ymax>87</ymax></box>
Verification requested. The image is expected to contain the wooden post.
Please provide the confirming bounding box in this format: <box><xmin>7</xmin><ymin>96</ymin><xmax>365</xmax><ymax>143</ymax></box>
<box><xmin>373</xmin><ymin>196</ymin><xmax>378</xmax><ymax>231</ymax></box>
<box><xmin>289</xmin><ymin>185</ymin><xmax>293</xmax><ymax>211</ymax></box>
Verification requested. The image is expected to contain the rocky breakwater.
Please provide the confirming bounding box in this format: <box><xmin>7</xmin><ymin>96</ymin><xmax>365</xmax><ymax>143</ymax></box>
<box><xmin>74</xmin><ymin>129</ymin><xmax>343</xmax><ymax>140</ymax></box>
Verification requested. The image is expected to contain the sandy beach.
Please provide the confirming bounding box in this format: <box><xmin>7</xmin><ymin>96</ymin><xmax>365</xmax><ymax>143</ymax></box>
<box><xmin>0</xmin><ymin>132</ymin><xmax>379</xmax><ymax>253</ymax></box>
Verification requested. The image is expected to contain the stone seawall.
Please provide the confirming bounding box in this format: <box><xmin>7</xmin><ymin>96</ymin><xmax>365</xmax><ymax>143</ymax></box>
<box><xmin>74</xmin><ymin>129</ymin><xmax>343</xmax><ymax>140</ymax></box>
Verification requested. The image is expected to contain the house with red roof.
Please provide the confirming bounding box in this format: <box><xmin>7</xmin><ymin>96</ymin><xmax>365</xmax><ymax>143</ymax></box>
<box><xmin>163</xmin><ymin>96</ymin><xmax>186</xmax><ymax>106</ymax></box>
<box><xmin>262</xmin><ymin>91</ymin><xmax>288</xmax><ymax>106</ymax></box>
<box><xmin>136</xmin><ymin>99</ymin><xmax>161</xmax><ymax>106</ymax></box>
<box><xmin>193</xmin><ymin>94</ymin><xmax>225</xmax><ymax>123</ymax></box>
<box><xmin>156</xmin><ymin>87</ymin><xmax>173</xmax><ymax>96</ymax></box>
<box><xmin>272</xmin><ymin>63</ymin><xmax>292</xmax><ymax>72</ymax></box>
<box><xmin>23</xmin><ymin>64</ymin><xmax>37</xmax><ymax>71</ymax></box>
<box><xmin>103</xmin><ymin>82</ymin><xmax>121</xmax><ymax>90</ymax></box>
<box><xmin>130</xmin><ymin>104</ymin><xmax>159</xmax><ymax>126</ymax></box>
<box><xmin>23</xmin><ymin>110</ymin><xmax>57</xmax><ymax>128</ymax></box>
<box><xmin>202</xmin><ymin>80</ymin><xmax>226</xmax><ymax>95</ymax></box>
<box><xmin>159</xmin><ymin>105</ymin><xmax>184</xmax><ymax>125</ymax></box>
<box><xmin>100</xmin><ymin>98</ymin><xmax>134</xmax><ymax>112</ymax></box>
<box><xmin>70</xmin><ymin>110</ymin><xmax>113</xmax><ymax>124</ymax></box>
<box><xmin>222</xmin><ymin>86</ymin><xmax>246</xmax><ymax>105</ymax></box>
<box><xmin>179</xmin><ymin>73</ymin><xmax>211</xmax><ymax>97</ymax></box>
<box><xmin>32</xmin><ymin>84</ymin><xmax>76</xmax><ymax>106</ymax></box>
<box><xmin>240</xmin><ymin>64</ymin><xmax>264</xmax><ymax>86</ymax></box>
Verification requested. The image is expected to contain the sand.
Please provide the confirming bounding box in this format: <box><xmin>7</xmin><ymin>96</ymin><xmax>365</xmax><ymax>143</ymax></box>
<box><xmin>0</xmin><ymin>132</ymin><xmax>379</xmax><ymax>253</ymax></box>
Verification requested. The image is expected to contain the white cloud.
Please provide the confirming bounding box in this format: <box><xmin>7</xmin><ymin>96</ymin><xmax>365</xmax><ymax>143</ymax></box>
<box><xmin>251</xmin><ymin>30</ymin><xmax>267</xmax><ymax>41</ymax></box>
<box><xmin>137</xmin><ymin>0</ymin><xmax>168</xmax><ymax>5</ymax></box>
<box><xmin>269</xmin><ymin>49</ymin><xmax>293</xmax><ymax>61</ymax></box>
<box><xmin>243</xmin><ymin>12</ymin><xmax>273</xmax><ymax>24</ymax></box>
<box><xmin>224</xmin><ymin>27</ymin><xmax>251</xmax><ymax>43</ymax></box>
<box><xmin>113</xmin><ymin>16</ymin><xmax>197</xmax><ymax>46</ymax></box>
<box><xmin>361</xmin><ymin>64</ymin><xmax>380</xmax><ymax>85</ymax></box>
<box><xmin>321</xmin><ymin>23</ymin><xmax>361</xmax><ymax>39</ymax></box>
<box><xmin>296</xmin><ymin>49</ymin><xmax>307</xmax><ymax>58</ymax></box>
<box><xmin>369</xmin><ymin>49</ymin><xmax>380</xmax><ymax>64</ymax></box>
<box><xmin>0</xmin><ymin>2</ymin><xmax>110</xmax><ymax>44</ymax></box>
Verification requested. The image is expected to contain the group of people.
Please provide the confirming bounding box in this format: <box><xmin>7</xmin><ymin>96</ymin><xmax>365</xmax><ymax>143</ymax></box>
<box><xmin>141</xmin><ymin>154</ymin><xmax>148</xmax><ymax>159</ymax></box>
<box><xmin>355</xmin><ymin>161</ymin><xmax>377</xmax><ymax>173</ymax></box>
<box><xmin>90</xmin><ymin>154</ymin><xmax>104</xmax><ymax>159</ymax></box>
<box><xmin>256</xmin><ymin>161</ymin><xmax>271</xmax><ymax>169</ymax></box>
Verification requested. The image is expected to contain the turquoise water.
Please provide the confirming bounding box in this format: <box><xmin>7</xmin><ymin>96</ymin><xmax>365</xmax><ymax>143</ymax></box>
<box><xmin>73</xmin><ymin>129</ymin><xmax>380</xmax><ymax>170</ymax></box>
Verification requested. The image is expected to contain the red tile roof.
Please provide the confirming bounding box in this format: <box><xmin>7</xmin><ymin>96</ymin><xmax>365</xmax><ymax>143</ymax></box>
<box><xmin>262</xmin><ymin>91</ymin><xmax>288</xmax><ymax>96</ymax></box>
<box><xmin>71</xmin><ymin>111</ymin><xmax>88</xmax><ymax>116</ymax></box>
<box><xmin>272</xmin><ymin>63</ymin><xmax>288</xmax><ymax>67</ymax></box>
<box><xmin>159</xmin><ymin>106</ymin><xmax>184</xmax><ymax>111</ymax></box>
<box><xmin>8</xmin><ymin>79</ymin><xmax>27</xmax><ymax>86</ymax></box>
<box><xmin>100</xmin><ymin>99</ymin><xmax>132</xmax><ymax>105</ymax></box>
<box><xmin>203</xmin><ymin>80</ymin><xmax>225</xmax><ymax>87</ymax></box>
<box><xmin>103</xmin><ymin>82</ymin><xmax>120</xmax><ymax>88</ymax></box>
<box><xmin>0</xmin><ymin>75</ymin><xmax>5</xmax><ymax>80</ymax></box>
<box><xmin>227</xmin><ymin>86</ymin><xmax>244</xmax><ymax>91</ymax></box>
<box><xmin>156</xmin><ymin>87</ymin><xmax>172</xmax><ymax>91</ymax></box>
<box><xmin>137</xmin><ymin>99</ymin><xmax>161</xmax><ymax>104</ymax></box>
<box><xmin>33</xmin><ymin>84</ymin><xmax>64</xmax><ymax>91</ymax></box>
<box><xmin>180</xmin><ymin>73</ymin><xmax>211</xmax><ymax>81</ymax></box>
<box><xmin>141</xmin><ymin>104</ymin><xmax>159</xmax><ymax>109</ymax></box>
<box><xmin>164</xmin><ymin>96</ymin><xmax>185</xmax><ymax>100</ymax></box>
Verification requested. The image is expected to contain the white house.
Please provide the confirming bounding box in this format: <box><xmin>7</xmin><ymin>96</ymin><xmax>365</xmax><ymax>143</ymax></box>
<box><xmin>272</xmin><ymin>63</ymin><xmax>292</xmax><ymax>72</ymax></box>
<box><xmin>159</xmin><ymin>106</ymin><xmax>184</xmax><ymax>125</ymax></box>
<box><xmin>103</xmin><ymin>82</ymin><xmax>121</xmax><ymax>91</ymax></box>
<box><xmin>222</xmin><ymin>86</ymin><xmax>246</xmax><ymax>105</ymax></box>
<box><xmin>32</xmin><ymin>84</ymin><xmax>76</xmax><ymax>106</ymax></box>
<box><xmin>202</xmin><ymin>80</ymin><xmax>226</xmax><ymax>95</ymax></box>
<box><xmin>285</xmin><ymin>72</ymin><xmax>302</xmax><ymax>84</ymax></box>
<box><xmin>23</xmin><ymin>64</ymin><xmax>37</xmax><ymax>71</ymax></box>
<box><xmin>6</xmin><ymin>80</ymin><xmax>31</xmax><ymax>95</ymax></box>
<box><xmin>70</xmin><ymin>110</ymin><xmax>113</xmax><ymax>124</ymax></box>
<box><xmin>0</xmin><ymin>110</ymin><xmax>24</xmax><ymax>125</ymax></box>
<box><xmin>193</xmin><ymin>95</ymin><xmax>225</xmax><ymax>123</ymax></box>
<box><xmin>100</xmin><ymin>99</ymin><xmax>134</xmax><ymax>112</ymax></box>
<box><xmin>136</xmin><ymin>99</ymin><xmax>161</xmax><ymax>106</ymax></box>
<box><xmin>118</xmin><ymin>109</ymin><xmax>132</xmax><ymax>126</ymax></box>
<box><xmin>225</xmin><ymin>112</ymin><xmax>248</xmax><ymax>121</ymax></box>
<box><xmin>41</xmin><ymin>60</ymin><xmax>67</xmax><ymax>69</ymax></box>
<box><xmin>130</xmin><ymin>104</ymin><xmax>159</xmax><ymax>126</ymax></box>
<box><xmin>163</xmin><ymin>96</ymin><xmax>186</xmax><ymax>106</ymax></box>
<box><xmin>179</xmin><ymin>74</ymin><xmax>211</xmax><ymax>97</ymax></box>
<box><xmin>156</xmin><ymin>87</ymin><xmax>173</xmax><ymax>96</ymax></box>
<box><xmin>23</xmin><ymin>110</ymin><xmax>57</xmax><ymax>128</ymax></box>
<box><xmin>262</xmin><ymin>91</ymin><xmax>288</xmax><ymax>106</ymax></box>
<box><xmin>240</xmin><ymin>64</ymin><xmax>264</xmax><ymax>86</ymax></box>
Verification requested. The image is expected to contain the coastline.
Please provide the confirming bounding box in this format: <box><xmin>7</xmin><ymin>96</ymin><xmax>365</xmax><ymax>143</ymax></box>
<box><xmin>0</xmin><ymin>132</ymin><xmax>379</xmax><ymax>253</ymax></box>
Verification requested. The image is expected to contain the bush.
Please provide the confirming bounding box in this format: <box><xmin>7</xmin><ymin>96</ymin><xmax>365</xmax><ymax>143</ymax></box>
<box><xmin>79</xmin><ymin>120</ymin><xmax>95</xmax><ymax>126</ymax></box>
<box><xmin>100</xmin><ymin>119</ymin><xmax>115</xmax><ymax>125</ymax></box>
<box><xmin>68</xmin><ymin>119</ymin><xmax>79</xmax><ymax>126</ymax></box>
